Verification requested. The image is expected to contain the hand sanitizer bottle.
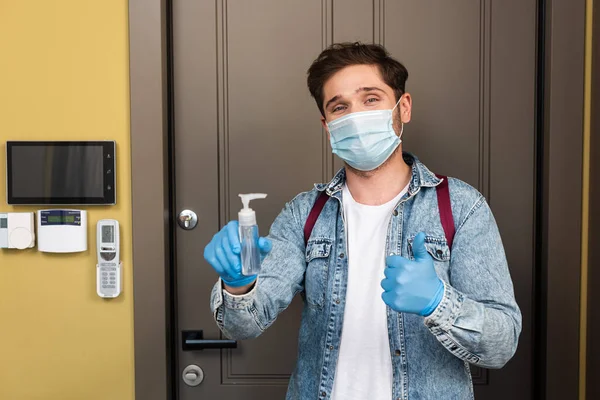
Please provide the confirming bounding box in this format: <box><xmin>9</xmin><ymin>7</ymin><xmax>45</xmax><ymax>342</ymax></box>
<box><xmin>238</xmin><ymin>193</ymin><xmax>267</xmax><ymax>276</ymax></box>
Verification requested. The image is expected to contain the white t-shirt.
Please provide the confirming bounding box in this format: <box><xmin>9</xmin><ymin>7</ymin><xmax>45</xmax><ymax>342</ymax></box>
<box><xmin>331</xmin><ymin>183</ymin><xmax>408</xmax><ymax>400</ymax></box>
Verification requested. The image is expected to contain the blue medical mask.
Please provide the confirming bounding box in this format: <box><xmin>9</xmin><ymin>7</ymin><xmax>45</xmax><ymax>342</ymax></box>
<box><xmin>326</xmin><ymin>97</ymin><xmax>403</xmax><ymax>171</ymax></box>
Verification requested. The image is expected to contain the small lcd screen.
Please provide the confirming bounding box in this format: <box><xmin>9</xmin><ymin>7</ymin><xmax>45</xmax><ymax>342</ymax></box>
<box><xmin>102</xmin><ymin>225</ymin><xmax>114</xmax><ymax>243</ymax></box>
<box><xmin>47</xmin><ymin>215</ymin><xmax>76</xmax><ymax>224</ymax></box>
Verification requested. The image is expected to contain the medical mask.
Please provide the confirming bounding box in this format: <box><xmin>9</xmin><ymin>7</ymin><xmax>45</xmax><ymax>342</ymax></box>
<box><xmin>326</xmin><ymin>97</ymin><xmax>403</xmax><ymax>171</ymax></box>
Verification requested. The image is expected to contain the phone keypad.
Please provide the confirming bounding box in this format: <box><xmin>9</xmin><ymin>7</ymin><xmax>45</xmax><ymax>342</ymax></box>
<box><xmin>100</xmin><ymin>264</ymin><xmax>119</xmax><ymax>290</ymax></box>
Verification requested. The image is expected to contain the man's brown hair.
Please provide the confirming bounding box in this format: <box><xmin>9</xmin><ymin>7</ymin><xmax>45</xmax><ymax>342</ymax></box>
<box><xmin>307</xmin><ymin>42</ymin><xmax>409</xmax><ymax>116</ymax></box>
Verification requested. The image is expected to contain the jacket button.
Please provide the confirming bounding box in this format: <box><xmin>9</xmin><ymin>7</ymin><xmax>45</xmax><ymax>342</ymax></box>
<box><xmin>329</xmin><ymin>345</ymin><xmax>334</xmax><ymax>350</ymax></box>
<box><xmin>395</xmin><ymin>349</ymin><xmax>401</xmax><ymax>356</ymax></box>
<box><xmin>321</xmin><ymin>391</ymin><xmax>326</xmax><ymax>397</ymax></box>
<box><xmin>339</xmin><ymin>253</ymin><xmax>345</xmax><ymax>259</ymax></box>
<box><xmin>335</xmin><ymin>299</ymin><xmax>340</xmax><ymax>304</ymax></box>
<box><xmin>392</xmin><ymin>209</ymin><xmax>398</xmax><ymax>216</ymax></box>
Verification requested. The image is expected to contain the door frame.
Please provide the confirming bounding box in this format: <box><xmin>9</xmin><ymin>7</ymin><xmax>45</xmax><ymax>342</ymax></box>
<box><xmin>586</xmin><ymin>0</ymin><xmax>599</xmax><ymax>397</ymax></box>
<box><xmin>128</xmin><ymin>1</ymin><xmax>590</xmax><ymax>399</ymax></box>
<box><xmin>129</xmin><ymin>0</ymin><xmax>174</xmax><ymax>399</ymax></box>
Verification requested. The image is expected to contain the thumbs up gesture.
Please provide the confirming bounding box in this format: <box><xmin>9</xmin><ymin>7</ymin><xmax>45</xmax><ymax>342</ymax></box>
<box><xmin>381</xmin><ymin>232</ymin><xmax>445</xmax><ymax>316</ymax></box>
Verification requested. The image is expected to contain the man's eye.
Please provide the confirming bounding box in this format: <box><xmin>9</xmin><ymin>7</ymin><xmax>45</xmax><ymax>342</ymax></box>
<box><xmin>332</xmin><ymin>105</ymin><xmax>346</xmax><ymax>112</ymax></box>
<box><xmin>366</xmin><ymin>97</ymin><xmax>379</xmax><ymax>104</ymax></box>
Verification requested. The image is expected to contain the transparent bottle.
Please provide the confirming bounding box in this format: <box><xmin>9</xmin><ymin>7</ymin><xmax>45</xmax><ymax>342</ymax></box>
<box><xmin>238</xmin><ymin>193</ymin><xmax>267</xmax><ymax>276</ymax></box>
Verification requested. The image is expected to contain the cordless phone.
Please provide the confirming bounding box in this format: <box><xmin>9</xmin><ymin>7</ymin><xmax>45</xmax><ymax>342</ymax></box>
<box><xmin>96</xmin><ymin>219</ymin><xmax>121</xmax><ymax>298</ymax></box>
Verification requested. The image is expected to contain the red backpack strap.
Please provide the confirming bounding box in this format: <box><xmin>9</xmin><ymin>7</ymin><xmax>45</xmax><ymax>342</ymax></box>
<box><xmin>304</xmin><ymin>191</ymin><xmax>329</xmax><ymax>246</ymax></box>
<box><xmin>305</xmin><ymin>180</ymin><xmax>454</xmax><ymax>248</ymax></box>
<box><xmin>435</xmin><ymin>174</ymin><xmax>455</xmax><ymax>248</ymax></box>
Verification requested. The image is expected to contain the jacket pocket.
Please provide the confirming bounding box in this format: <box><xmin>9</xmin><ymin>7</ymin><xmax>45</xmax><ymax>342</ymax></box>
<box><xmin>407</xmin><ymin>234</ymin><xmax>451</xmax><ymax>261</ymax></box>
<box><xmin>407</xmin><ymin>235</ymin><xmax>451</xmax><ymax>281</ymax></box>
<box><xmin>304</xmin><ymin>238</ymin><xmax>332</xmax><ymax>309</ymax></box>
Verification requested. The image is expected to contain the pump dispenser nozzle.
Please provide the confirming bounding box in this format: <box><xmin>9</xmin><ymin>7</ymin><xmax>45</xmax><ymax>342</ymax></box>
<box><xmin>238</xmin><ymin>193</ymin><xmax>267</xmax><ymax>226</ymax></box>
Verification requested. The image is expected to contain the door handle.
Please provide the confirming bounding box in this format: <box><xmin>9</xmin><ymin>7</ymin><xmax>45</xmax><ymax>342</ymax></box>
<box><xmin>177</xmin><ymin>210</ymin><xmax>198</xmax><ymax>230</ymax></box>
<box><xmin>182</xmin><ymin>330</ymin><xmax>237</xmax><ymax>351</ymax></box>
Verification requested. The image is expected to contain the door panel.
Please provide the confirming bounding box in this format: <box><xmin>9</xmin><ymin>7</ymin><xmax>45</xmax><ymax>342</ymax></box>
<box><xmin>485</xmin><ymin>1</ymin><xmax>536</xmax><ymax>396</ymax></box>
<box><xmin>385</xmin><ymin>1</ymin><xmax>481</xmax><ymax>185</ymax></box>
<box><xmin>225</xmin><ymin>0</ymin><xmax>322</xmax><ymax>382</ymax></box>
<box><xmin>171</xmin><ymin>0</ymin><xmax>221</xmax><ymax>398</ymax></box>
<box><xmin>173</xmin><ymin>1</ymin><xmax>537</xmax><ymax>399</ymax></box>
<box><xmin>383</xmin><ymin>1</ymin><xmax>537</xmax><ymax>397</ymax></box>
<box><xmin>332</xmin><ymin>0</ymin><xmax>374</xmax><ymax>44</ymax></box>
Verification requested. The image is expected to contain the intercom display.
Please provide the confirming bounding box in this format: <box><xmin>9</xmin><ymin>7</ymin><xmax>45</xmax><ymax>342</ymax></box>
<box><xmin>6</xmin><ymin>141</ymin><xmax>116</xmax><ymax>205</ymax></box>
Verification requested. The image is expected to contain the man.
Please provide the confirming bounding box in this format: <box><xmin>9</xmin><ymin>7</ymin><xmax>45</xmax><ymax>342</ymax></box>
<box><xmin>204</xmin><ymin>43</ymin><xmax>521</xmax><ymax>400</ymax></box>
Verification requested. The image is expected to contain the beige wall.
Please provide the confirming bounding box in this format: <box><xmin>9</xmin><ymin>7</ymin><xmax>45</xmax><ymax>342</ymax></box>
<box><xmin>0</xmin><ymin>2</ymin><xmax>134</xmax><ymax>399</ymax></box>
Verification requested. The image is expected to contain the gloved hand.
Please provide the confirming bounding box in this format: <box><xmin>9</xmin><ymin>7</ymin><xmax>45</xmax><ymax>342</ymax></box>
<box><xmin>203</xmin><ymin>221</ymin><xmax>272</xmax><ymax>287</ymax></box>
<box><xmin>381</xmin><ymin>232</ymin><xmax>445</xmax><ymax>316</ymax></box>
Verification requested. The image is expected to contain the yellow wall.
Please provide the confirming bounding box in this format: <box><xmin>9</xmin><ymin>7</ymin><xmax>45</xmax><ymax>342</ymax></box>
<box><xmin>0</xmin><ymin>2</ymin><xmax>134</xmax><ymax>400</ymax></box>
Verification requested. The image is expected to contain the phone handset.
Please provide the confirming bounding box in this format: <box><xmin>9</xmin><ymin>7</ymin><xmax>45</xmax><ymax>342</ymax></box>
<box><xmin>96</xmin><ymin>219</ymin><xmax>121</xmax><ymax>298</ymax></box>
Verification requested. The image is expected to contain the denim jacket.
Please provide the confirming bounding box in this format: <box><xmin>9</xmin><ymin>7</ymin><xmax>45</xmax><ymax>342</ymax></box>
<box><xmin>210</xmin><ymin>153</ymin><xmax>522</xmax><ymax>400</ymax></box>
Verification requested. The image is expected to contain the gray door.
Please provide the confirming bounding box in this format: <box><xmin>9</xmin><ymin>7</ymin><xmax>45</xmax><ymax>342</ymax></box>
<box><xmin>172</xmin><ymin>1</ymin><xmax>537</xmax><ymax>399</ymax></box>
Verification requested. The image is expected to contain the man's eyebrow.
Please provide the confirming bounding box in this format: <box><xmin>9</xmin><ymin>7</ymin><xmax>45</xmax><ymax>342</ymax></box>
<box><xmin>357</xmin><ymin>86</ymin><xmax>385</xmax><ymax>94</ymax></box>
<box><xmin>324</xmin><ymin>87</ymin><xmax>385</xmax><ymax>110</ymax></box>
<box><xmin>324</xmin><ymin>95</ymin><xmax>341</xmax><ymax>110</ymax></box>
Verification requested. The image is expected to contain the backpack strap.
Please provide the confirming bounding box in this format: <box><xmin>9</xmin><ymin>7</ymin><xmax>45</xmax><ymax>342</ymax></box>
<box><xmin>304</xmin><ymin>176</ymin><xmax>455</xmax><ymax>249</ymax></box>
<box><xmin>435</xmin><ymin>174</ymin><xmax>455</xmax><ymax>248</ymax></box>
<box><xmin>304</xmin><ymin>191</ymin><xmax>329</xmax><ymax>246</ymax></box>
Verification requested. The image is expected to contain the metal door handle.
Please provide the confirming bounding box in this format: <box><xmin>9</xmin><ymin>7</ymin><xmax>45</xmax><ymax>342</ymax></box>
<box><xmin>182</xmin><ymin>330</ymin><xmax>237</xmax><ymax>351</ymax></box>
<box><xmin>177</xmin><ymin>210</ymin><xmax>198</xmax><ymax>230</ymax></box>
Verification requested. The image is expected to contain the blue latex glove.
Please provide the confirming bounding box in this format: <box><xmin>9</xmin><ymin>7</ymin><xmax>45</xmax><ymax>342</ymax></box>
<box><xmin>381</xmin><ymin>232</ymin><xmax>445</xmax><ymax>316</ymax></box>
<box><xmin>203</xmin><ymin>221</ymin><xmax>272</xmax><ymax>287</ymax></box>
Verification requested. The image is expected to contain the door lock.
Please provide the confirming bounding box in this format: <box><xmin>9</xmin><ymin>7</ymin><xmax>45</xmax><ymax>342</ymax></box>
<box><xmin>182</xmin><ymin>365</ymin><xmax>204</xmax><ymax>387</ymax></box>
<box><xmin>177</xmin><ymin>210</ymin><xmax>198</xmax><ymax>230</ymax></box>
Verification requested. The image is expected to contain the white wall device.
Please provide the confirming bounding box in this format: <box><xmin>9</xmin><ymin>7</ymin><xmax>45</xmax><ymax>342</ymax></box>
<box><xmin>96</xmin><ymin>219</ymin><xmax>121</xmax><ymax>298</ymax></box>
<box><xmin>0</xmin><ymin>212</ymin><xmax>35</xmax><ymax>249</ymax></box>
<box><xmin>37</xmin><ymin>209</ymin><xmax>87</xmax><ymax>253</ymax></box>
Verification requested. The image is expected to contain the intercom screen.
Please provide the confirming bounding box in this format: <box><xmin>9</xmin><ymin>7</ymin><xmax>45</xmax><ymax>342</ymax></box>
<box><xmin>6</xmin><ymin>141</ymin><xmax>115</xmax><ymax>205</ymax></box>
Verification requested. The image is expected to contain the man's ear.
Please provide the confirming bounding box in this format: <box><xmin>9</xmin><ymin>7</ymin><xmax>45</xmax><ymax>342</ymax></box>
<box><xmin>399</xmin><ymin>93</ymin><xmax>412</xmax><ymax>124</ymax></box>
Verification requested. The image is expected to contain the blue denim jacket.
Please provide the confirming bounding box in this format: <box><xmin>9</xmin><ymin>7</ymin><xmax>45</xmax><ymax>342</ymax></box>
<box><xmin>210</xmin><ymin>153</ymin><xmax>522</xmax><ymax>400</ymax></box>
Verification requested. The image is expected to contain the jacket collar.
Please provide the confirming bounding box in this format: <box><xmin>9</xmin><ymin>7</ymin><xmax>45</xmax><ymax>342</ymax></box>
<box><xmin>314</xmin><ymin>152</ymin><xmax>442</xmax><ymax>197</ymax></box>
